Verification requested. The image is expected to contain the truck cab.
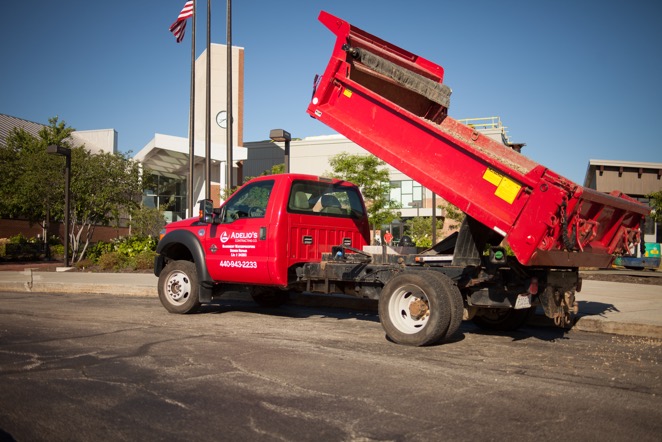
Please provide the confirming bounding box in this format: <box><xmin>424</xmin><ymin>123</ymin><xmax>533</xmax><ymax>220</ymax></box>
<box><xmin>154</xmin><ymin>173</ymin><xmax>370</xmax><ymax>312</ymax></box>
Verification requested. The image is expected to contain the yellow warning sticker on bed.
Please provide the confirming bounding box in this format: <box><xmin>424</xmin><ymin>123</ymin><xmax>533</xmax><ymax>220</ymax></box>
<box><xmin>495</xmin><ymin>177</ymin><xmax>521</xmax><ymax>203</ymax></box>
<box><xmin>483</xmin><ymin>168</ymin><xmax>521</xmax><ymax>204</ymax></box>
<box><xmin>482</xmin><ymin>168</ymin><xmax>503</xmax><ymax>186</ymax></box>
<box><xmin>343</xmin><ymin>89</ymin><xmax>353</xmax><ymax>98</ymax></box>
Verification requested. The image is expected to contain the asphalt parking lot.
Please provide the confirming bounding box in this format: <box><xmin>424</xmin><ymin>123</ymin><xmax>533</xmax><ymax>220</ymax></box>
<box><xmin>0</xmin><ymin>291</ymin><xmax>661</xmax><ymax>441</ymax></box>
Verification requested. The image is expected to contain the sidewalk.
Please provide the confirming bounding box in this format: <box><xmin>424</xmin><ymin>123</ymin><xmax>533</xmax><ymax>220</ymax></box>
<box><xmin>1</xmin><ymin>267</ymin><xmax>661</xmax><ymax>339</ymax></box>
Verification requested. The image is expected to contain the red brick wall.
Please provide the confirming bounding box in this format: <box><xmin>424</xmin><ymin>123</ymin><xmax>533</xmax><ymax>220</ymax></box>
<box><xmin>0</xmin><ymin>219</ymin><xmax>130</xmax><ymax>243</ymax></box>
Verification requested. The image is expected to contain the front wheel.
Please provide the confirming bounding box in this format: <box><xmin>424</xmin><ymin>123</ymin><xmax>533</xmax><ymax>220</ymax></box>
<box><xmin>378</xmin><ymin>272</ymin><xmax>452</xmax><ymax>346</ymax></box>
<box><xmin>158</xmin><ymin>260</ymin><xmax>201</xmax><ymax>314</ymax></box>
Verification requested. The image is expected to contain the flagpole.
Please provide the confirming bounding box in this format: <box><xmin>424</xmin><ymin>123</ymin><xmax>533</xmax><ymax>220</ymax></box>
<box><xmin>187</xmin><ymin>0</ymin><xmax>196</xmax><ymax>217</ymax></box>
<box><xmin>226</xmin><ymin>0</ymin><xmax>233</xmax><ymax>191</ymax></box>
<box><xmin>205</xmin><ymin>0</ymin><xmax>212</xmax><ymax>200</ymax></box>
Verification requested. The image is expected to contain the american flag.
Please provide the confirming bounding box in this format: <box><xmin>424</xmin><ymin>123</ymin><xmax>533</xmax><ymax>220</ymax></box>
<box><xmin>169</xmin><ymin>1</ymin><xmax>194</xmax><ymax>43</ymax></box>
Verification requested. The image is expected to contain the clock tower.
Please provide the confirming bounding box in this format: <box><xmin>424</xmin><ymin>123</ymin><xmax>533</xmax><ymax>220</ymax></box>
<box><xmin>192</xmin><ymin>43</ymin><xmax>244</xmax><ymax>147</ymax></box>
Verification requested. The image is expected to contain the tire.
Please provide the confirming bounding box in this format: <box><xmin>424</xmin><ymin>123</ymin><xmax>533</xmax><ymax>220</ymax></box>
<box><xmin>378</xmin><ymin>272</ymin><xmax>452</xmax><ymax>346</ymax></box>
<box><xmin>426</xmin><ymin>271</ymin><xmax>464</xmax><ymax>340</ymax></box>
<box><xmin>471</xmin><ymin>307</ymin><xmax>534</xmax><ymax>331</ymax></box>
<box><xmin>249</xmin><ymin>286</ymin><xmax>290</xmax><ymax>308</ymax></box>
<box><xmin>158</xmin><ymin>260</ymin><xmax>201</xmax><ymax>314</ymax></box>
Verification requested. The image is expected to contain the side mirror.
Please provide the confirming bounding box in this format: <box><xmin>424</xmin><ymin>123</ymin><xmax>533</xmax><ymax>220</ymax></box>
<box><xmin>198</xmin><ymin>199</ymin><xmax>214</xmax><ymax>224</ymax></box>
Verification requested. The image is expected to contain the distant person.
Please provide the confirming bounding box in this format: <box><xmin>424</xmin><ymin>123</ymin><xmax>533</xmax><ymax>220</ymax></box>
<box><xmin>384</xmin><ymin>230</ymin><xmax>393</xmax><ymax>246</ymax></box>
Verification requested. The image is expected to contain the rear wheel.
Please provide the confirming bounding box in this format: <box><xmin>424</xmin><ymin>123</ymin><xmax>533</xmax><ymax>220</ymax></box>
<box><xmin>471</xmin><ymin>307</ymin><xmax>534</xmax><ymax>331</ymax></box>
<box><xmin>378</xmin><ymin>272</ymin><xmax>452</xmax><ymax>346</ymax></box>
<box><xmin>425</xmin><ymin>271</ymin><xmax>464</xmax><ymax>340</ymax></box>
<box><xmin>158</xmin><ymin>260</ymin><xmax>201</xmax><ymax>314</ymax></box>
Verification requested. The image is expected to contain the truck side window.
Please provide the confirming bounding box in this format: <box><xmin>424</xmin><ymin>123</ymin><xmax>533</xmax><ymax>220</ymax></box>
<box><xmin>223</xmin><ymin>180</ymin><xmax>275</xmax><ymax>222</ymax></box>
<box><xmin>288</xmin><ymin>180</ymin><xmax>365</xmax><ymax>218</ymax></box>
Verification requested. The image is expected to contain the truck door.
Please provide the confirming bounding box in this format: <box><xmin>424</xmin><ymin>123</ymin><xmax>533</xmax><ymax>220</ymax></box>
<box><xmin>204</xmin><ymin>179</ymin><xmax>275</xmax><ymax>284</ymax></box>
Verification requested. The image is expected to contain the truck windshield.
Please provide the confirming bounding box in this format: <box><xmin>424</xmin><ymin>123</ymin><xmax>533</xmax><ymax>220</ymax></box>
<box><xmin>287</xmin><ymin>180</ymin><xmax>364</xmax><ymax>218</ymax></box>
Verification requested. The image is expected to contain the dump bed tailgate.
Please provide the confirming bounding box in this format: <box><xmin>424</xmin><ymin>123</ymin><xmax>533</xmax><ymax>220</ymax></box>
<box><xmin>307</xmin><ymin>11</ymin><xmax>649</xmax><ymax>267</ymax></box>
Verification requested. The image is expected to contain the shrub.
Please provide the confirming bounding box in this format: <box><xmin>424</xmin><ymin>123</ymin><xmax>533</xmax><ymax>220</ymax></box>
<box><xmin>74</xmin><ymin>258</ymin><xmax>94</xmax><ymax>271</ymax></box>
<box><xmin>0</xmin><ymin>238</ymin><xmax>8</xmax><ymax>258</ymax></box>
<box><xmin>50</xmin><ymin>244</ymin><xmax>65</xmax><ymax>260</ymax></box>
<box><xmin>83</xmin><ymin>235</ymin><xmax>158</xmax><ymax>271</ymax></box>
<box><xmin>88</xmin><ymin>235</ymin><xmax>157</xmax><ymax>262</ymax></box>
<box><xmin>9</xmin><ymin>233</ymin><xmax>29</xmax><ymax>244</ymax></box>
<box><xmin>0</xmin><ymin>234</ymin><xmax>43</xmax><ymax>261</ymax></box>
<box><xmin>130</xmin><ymin>206</ymin><xmax>167</xmax><ymax>238</ymax></box>
<box><xmin>96</xmin><ymin>252</ymin><xmax>126</xmax><ymax>271</ymax></box>
<box><xmin>113</xmin><ymin>236</ymin><xmax>158</xmax><ymax>257</ymax></box>
<box><xmin>133</xmin><ymin>250</ymin><xmax>157</xmax><ymax>270</ymax></box>
<box><xmin>86</xmin><ymin>241</ymin><xmax>113</xmax><ymax>263</ymax></box>
<box><xmin>122</xmin><ymin>257</ymin><xmax>138</xmax><ymax>272</ymax></box>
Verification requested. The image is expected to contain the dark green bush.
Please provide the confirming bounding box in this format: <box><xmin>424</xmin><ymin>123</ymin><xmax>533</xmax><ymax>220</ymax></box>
<box><xmin>133</xmin><ymin>250</ymin><xmax>157</xmax><ymax>270</ymax></box>
<box><xmin>113</xmin><ymin>236</ymin><xmax>158</xmax><ymax>257</ymax></box>
<box><xmin>1</xmin><ymin>234</ymin><xmax>44</xmax><ymax>261</ymax></box>
<box><xmin>88</xmin><ymin>235</ymin><xmax>157</xmax><ymax>267</ymax></box>
<box><xmin>86</xmin><ymin>241</ymin><xmax>113</xmax><ymax>263</ymax></box>
<box><xmin>50</xmin><ymin>244</ymin><xmax>65</xmax><ymax>260</ymax></box>
<box><xmin>96</xmin><ymin>252</ymin><xmax>126</xmax><ymax>271</ymax></box>
<box><xmin>74</xmin><ymin>258</ymin><xmax>94</xmax><ymax>270</ymax></box>
<box><xmin>85</xmin><ymin>235</ymin><xmax>158</xmax><ymax>271</ymax></box>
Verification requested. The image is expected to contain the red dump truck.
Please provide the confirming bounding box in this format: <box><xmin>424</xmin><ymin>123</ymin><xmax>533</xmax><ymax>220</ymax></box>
<box><xmin>154</xmin><ymin>11</ymin><xmax>649</xmax><ymax>346</ymax></box>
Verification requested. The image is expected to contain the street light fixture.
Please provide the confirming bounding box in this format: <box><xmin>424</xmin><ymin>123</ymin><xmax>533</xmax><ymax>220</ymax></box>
<box><xmin>269</xmin><ymin>129</ymin><xmax>291</xmax><ymax>173</ymax></box>
<box><xmin>46</xmin><ymin>144</ymin><xmax>71</xmax><ymax>268</ymax></box>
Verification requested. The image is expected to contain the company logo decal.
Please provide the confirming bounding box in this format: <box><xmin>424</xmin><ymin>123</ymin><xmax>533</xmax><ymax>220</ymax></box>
<box><xmin>220</xmin><ymin>231</ymin><xmax>257</xmax><ymax>244</ymax></box>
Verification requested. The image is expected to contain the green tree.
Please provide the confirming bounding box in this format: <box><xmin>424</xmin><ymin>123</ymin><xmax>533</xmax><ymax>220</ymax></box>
<box><xmin>130</xmin><ymin>206</ymin><xmax>167</xmax><ymax>238</ymax></box>
<box><xmin>0</xmin><ymin>117</ymin><xmax>147</xmax><ymax>262</ymax></box>
<box><xmin>404</xmin><ymin>216</ymin><xmax>444</xmax><ymax>248</ymax></box>
<box><xmin>221</xmin><ymin>163</ymin><xmax>285</xmax><ymax>201</ymax></box>
<box><xmin>328</xmin><ymin>152</ymin><xmax>399</xmax><ymax>238</ymax></box>
<box><xmin>0</xmin><ymin>117</ymin><xmax>73</xmax><ymax>227</ymax></box>
<box><xmin>263</xmin><ymin>163</ymin><xmax>284</xmax><ymax>175</ymax></box>
<box><xmin>440</xmin><ymin>202</ymin><xmax>465</xmax><ymax>232</ymax></box>
<box><xmin>66</xmin><ymin>149</ymin><xmax>145</xmax><ymax>261</ymax></box>
<box><xmin>648</xmin><ymin>190</ymin><xmax>662</xmax><ymax>223</ymax></box>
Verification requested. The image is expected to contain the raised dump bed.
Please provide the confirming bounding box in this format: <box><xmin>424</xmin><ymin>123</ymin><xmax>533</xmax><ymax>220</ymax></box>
<box><xmin>307</xmin><ymin>11</ymin><xmax>649</xmax><ymax>268</ymax></box>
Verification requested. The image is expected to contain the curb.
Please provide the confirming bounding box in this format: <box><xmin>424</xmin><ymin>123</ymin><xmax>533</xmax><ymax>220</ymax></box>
<box><xmin>0</xmin><ymin>279</ymin><xmax>156</xmax><ymax>297</ymax></box>
<box><xmin>2</xmin><ymin>280</ymin><xmax>660</xmax><ymax>340</ymax></box>
<box><xmin>574</xmin><ymin>316</ymin><xmax>662</xmax><ymax>340</ymax></box>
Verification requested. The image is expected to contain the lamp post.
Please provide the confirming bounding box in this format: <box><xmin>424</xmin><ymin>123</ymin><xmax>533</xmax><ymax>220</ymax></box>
<box><xmin>47</xmin><ymin>145</ymin><xmax>71</xmax><ymax>268</ymax></box>
<box><xmin>269</xmin><ymin>129</ymin><xmax>291</xmax><ymax>173</ymax></box>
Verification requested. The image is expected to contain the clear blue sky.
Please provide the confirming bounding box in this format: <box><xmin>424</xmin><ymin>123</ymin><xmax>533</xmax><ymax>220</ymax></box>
<box><xmin>2</xmin><ymin>0</ymin><xmax>661</xmax><ymax>184</ymax></box>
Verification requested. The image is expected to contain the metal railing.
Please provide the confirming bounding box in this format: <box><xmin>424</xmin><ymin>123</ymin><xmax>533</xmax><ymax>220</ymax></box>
<box><xmin>457</xmin><ymin>116</ymin><xmax>511</xmax><ymax>144</ymax></box>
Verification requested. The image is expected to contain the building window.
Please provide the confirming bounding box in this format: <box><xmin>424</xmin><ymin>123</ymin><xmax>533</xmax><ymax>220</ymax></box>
<box><xmin>390</xmin><ymin>180</ymin><xmax>423</xmax><ymax>209</ymax></box>
<box><xmin>143</xmin><ymin>174</ymin><xmax>187</xmax><ymax>222</ymax></box>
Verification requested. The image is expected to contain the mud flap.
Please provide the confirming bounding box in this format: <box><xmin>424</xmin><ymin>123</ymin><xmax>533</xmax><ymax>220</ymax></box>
<box><xmin>199</xmin><ymin>283</ymin><xmax>213</xmax><ymax>303</ymax></box>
